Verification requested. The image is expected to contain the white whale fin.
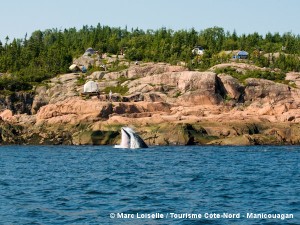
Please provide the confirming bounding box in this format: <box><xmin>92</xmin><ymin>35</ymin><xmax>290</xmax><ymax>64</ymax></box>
<box><xmin>114</xmin><ymin>127</ymin><xmax>148</xmax><ymax>149</ymax></box>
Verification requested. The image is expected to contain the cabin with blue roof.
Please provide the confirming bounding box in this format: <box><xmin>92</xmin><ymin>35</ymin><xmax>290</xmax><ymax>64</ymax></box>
<box><xmin>234</xmin><ymin>50</ymin><xmax>249</xmax><ymax>59</ymax></box>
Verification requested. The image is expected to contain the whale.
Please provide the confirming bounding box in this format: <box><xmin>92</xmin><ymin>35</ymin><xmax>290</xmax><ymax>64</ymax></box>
<box><xmin>114</xmin><ymin>127</ymin><xmax>148</xmax><ymax>149</ymax></box>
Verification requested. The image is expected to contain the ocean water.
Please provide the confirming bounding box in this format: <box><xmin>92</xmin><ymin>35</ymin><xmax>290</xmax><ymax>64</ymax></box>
<box><xmin>0</xmin><ymin>145</ymin><xmax>299</xmax><ymax>225</ymax></box>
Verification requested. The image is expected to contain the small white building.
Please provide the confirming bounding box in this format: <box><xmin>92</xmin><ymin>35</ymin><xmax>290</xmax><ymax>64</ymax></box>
<box><xmin>192</xmin><ymin>46</ymin><xmax>204</xmax><ymax>55</ymax></box>
<box><xmin>83</xmin><ymin>80</ymin><xmax>99</xmax><ymax>93</ymax></box>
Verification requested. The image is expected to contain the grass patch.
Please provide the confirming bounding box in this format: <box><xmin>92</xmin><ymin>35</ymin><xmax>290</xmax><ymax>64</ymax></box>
<box><xmin>76</xmin><ymin>75</ymin><xmax>86</xmax><ymax>86</ymax></box>
<box><xmin>86</xmin><ymin>66</ymin><xmax>105</xmax><ymax>75</ymax></box>
<box><xmin>215</xmin><ymin>67</ymin><xmax>286</xmax><ymax>83</ymax></box>
<box><xmin>173</xmin><ymin>91</ymin><xmax>182</xmax><ymax>98</ymax></box>
<box><xmin>103</xmin><ymin>85</ymin><xmax>129</xmax><ymax>95</ymax></box>
<box><xmin>108</xmin><ymin>63</ymin><xmax>129</xmax><ymax>72</ymax></box>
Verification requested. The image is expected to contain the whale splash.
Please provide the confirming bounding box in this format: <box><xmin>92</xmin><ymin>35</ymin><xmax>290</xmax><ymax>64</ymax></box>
<box><xmin>114</xmin><ymin>127</ymin><xmax>148</xmax><ymax>149</ymax></box>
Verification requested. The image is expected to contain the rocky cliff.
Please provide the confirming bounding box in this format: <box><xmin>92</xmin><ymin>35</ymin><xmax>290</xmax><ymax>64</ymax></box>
<box><xmin>1</xmin><ymin>62</ymin><xmax>300</xmax><ymax>146</ymax></box>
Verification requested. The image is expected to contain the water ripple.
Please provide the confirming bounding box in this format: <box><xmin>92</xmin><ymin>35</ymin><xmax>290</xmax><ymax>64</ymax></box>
<box><xmin>0</xmin><ymin>145</ymin><xmax>299</xmax><ymax>224</ymax></box>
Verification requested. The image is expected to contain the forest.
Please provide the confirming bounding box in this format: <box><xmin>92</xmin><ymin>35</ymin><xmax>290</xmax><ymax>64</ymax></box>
<box><xmin>0</xmin><ymin>24</ymin><xmax>300</xmax><ymax>91</ymax></box>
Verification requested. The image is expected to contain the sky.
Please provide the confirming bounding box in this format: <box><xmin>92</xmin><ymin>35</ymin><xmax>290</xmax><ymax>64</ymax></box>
<box><xmin>0</xmin><ymin>0</ymin><xmax>300</xmax><ymax>42</ymax></box>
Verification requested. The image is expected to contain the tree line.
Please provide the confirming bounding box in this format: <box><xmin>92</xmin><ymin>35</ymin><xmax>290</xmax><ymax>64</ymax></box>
<box><xmin>0</xmin><ymin>24</ymin><xmax>300</xmax><ymax>91</ymax></box>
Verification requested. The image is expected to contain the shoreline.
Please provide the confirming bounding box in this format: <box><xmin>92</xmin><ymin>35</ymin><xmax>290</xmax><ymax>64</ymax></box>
<box><xmin>1</xmin><ymin>62</ymin><xmax>300</xmax><ymax>146</ymax></box>
<box><xmin>0</xmin><ymin>119</ymin><xmax>299</xmax><ymax>146</ymax></box>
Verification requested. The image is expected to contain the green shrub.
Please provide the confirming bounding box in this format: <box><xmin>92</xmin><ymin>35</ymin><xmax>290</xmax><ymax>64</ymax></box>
<box><xmin>215</xmin><ymin>67</ymin><xmax>285</xmax><ymax>83</ymax></box>
<box><xmin>173</xmin><ymin>91</ymin><xmax>182</xmax><ymax>98</ymax></box>
<box><xmin>0</xmin><ymin>76</ymin><xmax>33</xmax><ymax>91</ymax></box>
<box><xmin>76</xmin><ymin>75</ymin><xmax>86</xmax><ymax>85</ymax></box>
<box><xmin>214</xmin><ymin>67</ymin><xmax>238</xmax><ymax>75</ymax></box>
<box><xmin>103</xmin><ymin>85</ymin><xmax>129</xmax><ymax>95</ymax></box>
<box><xmin>108</xmin><ymin>63</ymin><xmax>129</xmax><ymax>72</ymax></box>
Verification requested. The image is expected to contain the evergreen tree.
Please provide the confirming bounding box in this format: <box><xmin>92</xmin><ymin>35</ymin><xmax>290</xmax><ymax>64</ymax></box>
<box><xmin>1</xmin><ymin>24</ymin><xmax>300</xmax><ymax>92</ymax></box>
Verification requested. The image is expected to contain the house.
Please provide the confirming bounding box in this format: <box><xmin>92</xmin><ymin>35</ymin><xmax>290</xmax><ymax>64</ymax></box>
<box><xmin>234</xmin><ymin>50</ymin><xmax>249</xmax><ymax>59</ymax></box>
<box><xmin>69</xmin><ymin>64</ymin><xmax>80</xmax><ymax>72</ymax></box>
<box><xmin>84</xmin><ymin>47</ymin><xmax>96</xmax><ymax>56</ymax></box>
<box><xmin>83</xmin><ymin>80</ymin><xmax>99</xmax><ymax>93</ymax></box>
<box><xmin>192</xmin><ymin>46</ymin><xmax>204</xmax><ymax>55</ymax></box>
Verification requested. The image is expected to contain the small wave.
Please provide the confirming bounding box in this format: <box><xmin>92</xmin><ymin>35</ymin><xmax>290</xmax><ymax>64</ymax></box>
<box><xmin>56</xmin><ymin>197</ymin><xmax>70</xmax><ymax>202</ymax></box>
<box><xmin>85</xmin><ymin>190</ymin><xmax>116</xmax><ymax>195</ymax></box>
<box><xmin>0</xmin><ymin>180</ymin><xmax>9</xmax><ymax>186</ymax></box>
<box><xmin>122</xmin><ymin>183</ymin><xmax>138</xmax><ymax>188</ymax></box>
<box><xmin>120</xmin><ymin>197</ymin><xmax>132</xmax><ymax>201</ymax></box>
<box><xmin>289</xmin><ymin>201</ymin><xmax>300</xmax><ymax>206</ymax></box>
<box><xmin>100</xmin><ymin>177</ymin><xmax>117</xmax><ymax>183</ymax></box>
<box><xmin>216</xmin><ymin>194</ymin><xmax>234</xmax><ymax>199</ymax></box>
<box><xmin>191</xmin><ymin>175</ymin><xmax>202</xmax><ymax>182</ymax></box>
<box><xmin>138</xmin><ymin>195</ymin><xmax>151</xmax><ymax>201</ymax></box>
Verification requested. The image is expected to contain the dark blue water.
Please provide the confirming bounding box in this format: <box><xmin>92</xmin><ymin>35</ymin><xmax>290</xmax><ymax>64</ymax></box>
<box><xmin>0</xmin><ymin>146</ymin><xmax>299</xmax><ymax>225</ymax></box>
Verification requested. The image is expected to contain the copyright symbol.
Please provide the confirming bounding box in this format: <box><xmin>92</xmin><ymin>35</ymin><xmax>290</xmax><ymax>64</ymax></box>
<box><xmin>110</xmin><ymin>213</ymin><xmax>115</xmax><ymax>219</ymax></box>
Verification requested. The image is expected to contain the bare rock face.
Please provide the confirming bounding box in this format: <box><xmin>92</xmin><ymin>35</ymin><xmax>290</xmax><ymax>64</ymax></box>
<box><xmin>36</xmin><ymin>97</ymin><xmax>112</xmax><ymax>124</ymax></box>
<box><xmin>178</xmin><ymin>90</ymin><xmax>222</xmax><ymax>106</ymax></box>
<box><xmin>87</xmin><ymin>71</ymin><xmax>105</xmax><ymax>80</ymax></box>
<box><xmin>122</xmin><ymin>92</ymin><xmax>167</xmax><ymax>103</ymax></box>
<box><xmin>36</xmin><ymin>96</ymin><xmax>171</xmax><ymax>125</ymax></box>
<box><xmin>127</xmin><ymin>62</ymin><xmax>185</xmax><ymax>78</ymax></box>
<box><xmin>32</xmin><ymin>73</ymin><xmax>80</xmax><ymax>114</ymax></box>
<box><xmin>127</xmin><ymin>72</ymin><xmax>179</xmax><ymax>89</ymax></box>
<box><xmin>73</xmin><ymin>55</ymin><xmax>96</xmax><ymax>69</ymax></box>
<box><xmin>5</xmin><ymin>62</ymin><xmax>300</xmax><ymax>146</ymax></box>
<box><xmin>210</xmin><ymin>62</ymin><xmax>263</xmax><ymax>73</ymax></box>
<box><xmin>217</xmin><ymin>74</ymin><xmax>243</xmax><ymax>100</ymax></box>
<box><xmin>143</xmin><ymin>92</ymin><xmax>167</xmax><ymax>102</ymax></box>
<box><xmin>111</xmin><ymin>102</ymin><xmax>170</xmax><ymax>115</ymax></box>
<box><xmin>103</xmin><ymin>71</ymin><xmax>127</xmax><ymax>80</ymax></box>
<box><xmin>286</xmin><ymin>72</ymin><xmax>300</xmax><ymax>88</ymax></box>
<box><xmin>122</xmin><ymin>93</ymin><xmax>145</xmax><ymax>102</ymax></box>
<box><xmin>128</xmin><ymin>84</ymin><xmax>154</xmax><ymax>94</ymax></box>
<box><xmin>0</xmin><ymin>109</ymin><xmax>14</xmax><ymax>121</ymax></box>
<box><xmin>48</xmin><ymin>74</ymin><xmax>79</xmax><ymax>104</ymax></box>
<box><xmin>176</xmin><ymin>72</ymin><xmax>223</xmax><ymax>106</ymax></box>
<box><xmin>178</xmin><ymin>71</ymin><xmax>217</xmax><ymax>91</ymax></box>
<box><xmin>244</xmin><ymin>78</ymin><xmax>291</xmax><ymax>102</ymax></box>
<box><xmin>127</xmin><ymin>71</ymin><xmax>220</xmax><ymax>103</ymax></box>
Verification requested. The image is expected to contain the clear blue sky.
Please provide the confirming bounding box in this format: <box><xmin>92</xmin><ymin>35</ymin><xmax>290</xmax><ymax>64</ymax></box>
<box><xmin>1</xmin><ymin>0</ymin><xmax>300</xmax><ymax>42</ymax></box>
